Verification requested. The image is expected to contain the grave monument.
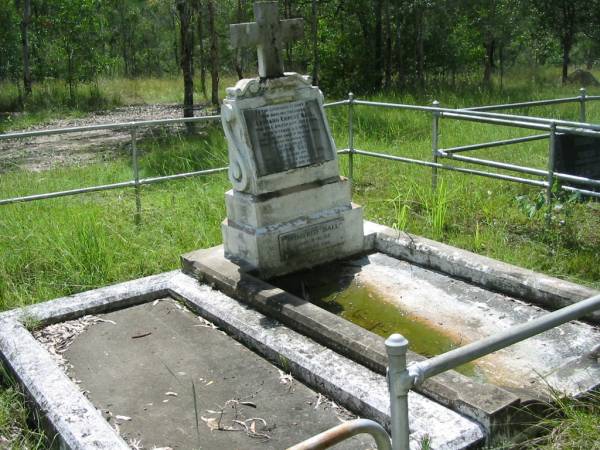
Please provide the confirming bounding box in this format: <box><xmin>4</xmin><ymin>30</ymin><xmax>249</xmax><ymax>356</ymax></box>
<box><xmin>219</xmin><ymin>1</ymin><xmax>364</xmax><ymax>277</ymax></box>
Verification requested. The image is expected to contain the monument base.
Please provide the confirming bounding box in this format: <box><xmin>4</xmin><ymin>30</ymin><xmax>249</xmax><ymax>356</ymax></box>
<box><xmin>222</xmin><ymin>204</ymin><xmax>364</xmax><ymax>278</ymax></box>
<box><xmin>221</xmin><ymin>176</ymin><xmax>364</xmax><ymax>278</ymax></box>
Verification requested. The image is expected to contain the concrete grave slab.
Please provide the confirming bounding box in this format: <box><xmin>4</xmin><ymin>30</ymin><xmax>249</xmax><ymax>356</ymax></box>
<box><xmin>182</xmin><ymin>221</ymin><xmax>600</xmax><ymax>436</ymax></box>
<box><xmin>62</xmin><ymin>298</ymin><xmax>374</xmax><ymax>449</ymax></box>
<box><xmin>0</xmin><ymin>271</ymin><xmax>485</xmax><ymax>450</ymax></box>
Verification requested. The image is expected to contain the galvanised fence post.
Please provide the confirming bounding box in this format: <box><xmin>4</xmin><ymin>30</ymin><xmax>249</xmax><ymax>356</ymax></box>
<box><xmin>131</xmin><ymin>128</ymin><xmax>142</xmax><ymax>224</ymax></box>
<box><xmin>579</xmin><ymin>88</ymin><xmax>587</xmax><ymax>123</ymax></box>
<box><xmin>385</xmin><ymin>334</ymin><xmax>411</xmax><ymax>450</ymax></box>
<box><xmin>546</xmin><ymin>122</ymin><xmax>557</xmax><ymax>223</ymax></box>
<box><xmin>431</xmin><ymin>100</ymin><xmax>440</xmax><ymax>190</ymax></box>
<box><xmin>348</xmin><ymin>92</ymin><xmax>355</xmax><ymax>188</ymax></box>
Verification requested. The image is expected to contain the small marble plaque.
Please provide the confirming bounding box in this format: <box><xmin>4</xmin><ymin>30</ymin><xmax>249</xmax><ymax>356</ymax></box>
<box><xmin>279</xmin><ymin>218</ymin><xmax>344</xmax><ymax>261</ymax></box>
<box><xmin>244</xmin><ymin>99</ymin><xmax>335</xmax><ymax>176</ymax></box>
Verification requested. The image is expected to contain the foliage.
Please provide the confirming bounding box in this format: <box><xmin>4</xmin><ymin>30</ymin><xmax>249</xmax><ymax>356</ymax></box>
<box><xmin>2</xmin><ymin>1</ymin><xmax>600</xmax><ymax>110</ymax></box>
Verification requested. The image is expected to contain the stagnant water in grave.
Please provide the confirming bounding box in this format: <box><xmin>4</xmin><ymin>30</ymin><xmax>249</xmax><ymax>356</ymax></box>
<box><xmin>272</xmin><ymin>266</ymin><xmax>485</xmax><ymax>381</ymax></box>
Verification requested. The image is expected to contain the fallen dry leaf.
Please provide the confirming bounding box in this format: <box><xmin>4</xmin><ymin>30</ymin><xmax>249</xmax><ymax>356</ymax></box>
<box><xmin>201</xmin><ymin>416</ymin><xmax>219</xmax><ymax>431</ymax></box>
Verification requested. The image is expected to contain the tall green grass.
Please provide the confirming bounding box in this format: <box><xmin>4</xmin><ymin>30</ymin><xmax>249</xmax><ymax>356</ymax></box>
<box><xmin>1</xmin><ymin>71</ymin><xmax>599</xmax><ymax>447</ymax></box>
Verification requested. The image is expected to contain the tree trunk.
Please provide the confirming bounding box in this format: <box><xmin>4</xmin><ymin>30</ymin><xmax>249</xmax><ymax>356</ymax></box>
<box><xmin>177</xmin><ymin>0</ymin><xmax>194</xmax><ymax>121</ymax></box>
<box><xmin>561</xmin><ymin>38</ymin><xmax>572</xmax><ymax>84</ymax></box>
<box><xmin>284</xmin><ymin>0</ymin><xmax>293</xmax><ymax>69</ymax></box>
<box><xmin>234</xmin><ymin>0</ymin><xmax>244</xmax><ymax>79</ymax></box>
<box><xmin>383</xmin><ymin>0</ymin><xmax>391</xmax><ymax>89</ymax></box>
<box><xmin>195</xmin><ymin>1</ymin><xmax>207</xmax><ymax>98</ymax></box>
<box><xmin>373</xmin><ymin>0</ymin><xmax>383</xmax><ymax>89</ymax></box>
<box><xmin>483</xmin><ymin>38</ymin><xmax>495</xmax><ymax>86</ymax></box>
<box><xmin>207</xmin><ymin>0</ymin><xmax>219</xmax><ymax>107</ymax></box>
<box><xmin>117</xmin><ymin>2</ymin><xmax>132</xmax><ymax>76</ymax></box>
<box><xmin>311</xmin><ymin>0</ymin><xmax>319</xmax><ymax>86</ymax></box>
<box><xmin>499</xmin><ymin>44</ymin><xmax>504</xmax><ymax>91</ymax></box>
<box><xmin>394</xmin><ymin>4</ymin><xmax>405</xmax><ymax>88</ymax></box>
<box><xmin>172</xmin><ymin>12</ymin><xmax>180</xmax><ymax>70</ymax></box>
<box><xmin>415</xmin><ymin>8</ymin><xmax>425</xmax><ymax>90</ymax></box>
<box><xmin>20</xmin><ymin>0</ymin><xmax>32</xmax><ymax>98</ymax></box>
<box><xmin>67</xmin><ymin>48</ymin><xmax>75</xmax><ymax>104</ymax></box>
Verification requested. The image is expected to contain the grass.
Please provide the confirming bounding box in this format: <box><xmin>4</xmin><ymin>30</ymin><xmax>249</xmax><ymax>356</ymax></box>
<box><xmin>0</xmin><ymin>68</ymin><xmax>599</xmax><ymax>446</ymax></box>
<box><xmin>0</xmin><ymin>368</ymin><xmax>45</xmax><ymax>449</ymax></box>
<box><xmin>525</xmin><ymin>393</ymin><xmax>600</xmax><ymax>449</ymax></box>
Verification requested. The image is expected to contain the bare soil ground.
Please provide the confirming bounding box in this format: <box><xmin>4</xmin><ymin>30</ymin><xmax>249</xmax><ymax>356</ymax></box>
<box><xmin>0</xmin><ymin>105</ymin><xmax>202</xmax><ymax>173</ymax></box>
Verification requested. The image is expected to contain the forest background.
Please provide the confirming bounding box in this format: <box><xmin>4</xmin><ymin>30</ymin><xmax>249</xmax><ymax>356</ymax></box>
<box><xmin>2</xmin><ymin>0</ymin><xmax>600</xmax><ymax>116</ymax></box>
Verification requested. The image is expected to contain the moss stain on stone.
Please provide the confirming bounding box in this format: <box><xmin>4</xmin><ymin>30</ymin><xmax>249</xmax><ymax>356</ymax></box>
<box><xmin>274</xmin><ymin>268</ymin><xmax>484</xmax><ymax>380</ymax></box>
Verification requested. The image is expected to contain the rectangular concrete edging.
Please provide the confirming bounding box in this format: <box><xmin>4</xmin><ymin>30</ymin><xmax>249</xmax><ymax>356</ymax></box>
<box><xmin>365</xmin><ymin>221</ymin><xmax>600</xmax><ymax>324</ymax></box>
<box><xmin>167</xmin><ymin>272</ymin><xmax>485</xmax><ymax>449</ymax></box>
<box><xmin>181</xmin><ymin>221</ymin><xmax>600</xmax><ymax>437</ymax></box>
<box><xmin>0</xmin><ymin>271</ymin><xmax>485</xmax><ymax>450</ymax></box>
<box><xmin>181</xmin><ymin>245</ymin><xmax>522</xmax><ymax>436</ymax></box>
<box><xmin>0</xmin><ymin>271</ymin><xmax>178</xmax><ymax>450</ymax></box>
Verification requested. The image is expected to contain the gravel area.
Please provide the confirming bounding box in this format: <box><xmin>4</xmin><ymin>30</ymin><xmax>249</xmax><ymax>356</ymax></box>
<box><xmin>0</xmin><ymin>104</ymin><xmax>214</xmax><ymax>173</ymax></box>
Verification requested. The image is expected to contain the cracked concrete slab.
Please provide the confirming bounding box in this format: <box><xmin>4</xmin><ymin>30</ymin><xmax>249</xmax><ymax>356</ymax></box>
<box><xmin>0</xmin><ymin>271</ymin><xmax>485</xmax><ymax>449</ymax></box>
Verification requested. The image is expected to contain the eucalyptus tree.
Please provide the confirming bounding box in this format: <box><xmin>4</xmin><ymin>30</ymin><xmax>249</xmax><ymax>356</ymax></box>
<box><xmin>535</xmin><ymin>0</ymin><xmax>587</xmax><ymax>84</ymax></box>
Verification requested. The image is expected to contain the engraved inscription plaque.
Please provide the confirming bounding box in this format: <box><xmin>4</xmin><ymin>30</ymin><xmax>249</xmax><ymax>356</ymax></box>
<box><xmin>555</xmin><ymin>134</ymin><xmax>600</xmax><ymax>192</ymax></box>
<box><xmin>279</xmin><ymin>218</ymin><xmax>344</xmax><ymax>261</ymax></box>
<box><xmin>244</xmin><ymin>99</ymin><xmax>335</xmax><ymax>176</ymax></box>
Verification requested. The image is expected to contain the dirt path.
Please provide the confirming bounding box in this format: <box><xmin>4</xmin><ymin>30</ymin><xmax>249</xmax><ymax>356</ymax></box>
<box><xmin>0</xmin><ymin>105</ymin><xmax>211</xmax><ymax>173</ymax></box>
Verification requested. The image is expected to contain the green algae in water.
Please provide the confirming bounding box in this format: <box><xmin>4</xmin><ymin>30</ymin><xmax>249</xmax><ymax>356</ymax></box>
<box><xmin>289</xmin><ymin>274</ymin><xmax>481</xmax><ymax>379</ymax></box>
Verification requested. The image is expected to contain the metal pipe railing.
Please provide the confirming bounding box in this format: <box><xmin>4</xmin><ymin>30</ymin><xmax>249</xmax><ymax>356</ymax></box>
<box><xmin>348</xmin><ymin>93</ymin><xmax>355</xmax><ymax>184</ymax></box>
<box><xmin>2</xmin><ymin>92</ymin><xmax>598</xmax><ymax>213</ymax></box>
<box><xmin>353</xmin><ymin>149</ymin><xmax>547</xmax><ymax>187</ymax></box>
<box><xmin>413</xmin><ymin>293</ymin><xmax>600</xmax><ymax>381</ymax></box>
<box><xmin>386</xmin><ymin>293</ymin><xmax>600</xmax><ymax>450</ymax></box>
<box><xmin>439</xmin><ymin>152</ymin><xmax>600</xmax><ymax>189</ymax></box>
<box><xmin>441</xmin><ymin>133</ymin><xmax>549</xmax><ymax>154</ymax></box>
<box><xmin>465</xmin><ymin>96</ymin><xmax>581</xmax><ymax>111</ymax></box>
<box><xmin>287</xmin><ymin>419</ymin><xmax>392</xmax><ymax>450</ymax></box>
<box><xmin>439</xmin><ymin>152</ymin><xmax>548</xmax><ymax>177</ymax></box>
<box><xmin>0</xmin><ymin>115</ymin><xmax>222</xmax><ymax>140</ymax></box>
<box><xmin>431</xmin><ymin>100</ymin><xmax>440</xmax><ymax>190</ymax></box>
<box><xmin>455</xmin><ymin>108</ymin><xmax>600</xmax><ymax>132</ymax></box>
<box><xmin>561</xmin><ymin>184</ymin><xmax>600</xmax><ymax>199</ymax></box>
<box><xmin>353</xmin><ymin>98</ymin><xmax>600</xmax><ymax>133</ymax></box>
<box><xmin>0</xmin><ymin>167</ymin><xmax>228</xmax><ymax>206</ymax></box>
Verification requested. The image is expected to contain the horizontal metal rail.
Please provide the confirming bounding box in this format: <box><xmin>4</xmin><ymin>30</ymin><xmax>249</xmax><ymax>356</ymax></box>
<box><xmin>439</xmin><ymin>153</ymin><xmax>600</xmax><ymax>189</ymax></box>
<box><xmin>323</xmin><ymin>99</ymin><xmax>349</xmax><ymax>108</ymax></box>
<box><xmin>411</xmin><ymin>293</ymin><xmax>600</xmax><ymax>382</ymax></box>
<box><xmin>287</xmin><ymin>418</ymin><xmax>392</xmax><ymax>450</ymax></box>
<box><xmin>442</xmin><ymin>133</ymin><xmax>549</xmax><ymax>154</ymax></box>
<box><xmin>353</xmin><ymin>99</ymin><xmax>441</xmax><ymax>113</ymax></box>
<box><xmin>386</xmin><ymin>293</ymin><xmax>600</xmax><ymax>450</ymax></box>
<box><xmin>353</xmin><ymin>149</ymin><xmax>547</xmax><ymax>187</ymax></box>
<box><xmin>465</xmin><ymin>96</ymin><xmax>581</xmax><ymax>111</ymax></box>
<box><xmin>455</xmin><ymin>108</ymin><xmax>600</xmax><ymax>132</ymax></box>
<box><xmin>0</xmin><ymin>167</ymin><xmax>228</xmax><ymax>206</ymax></box>
<box><xmin>0</xmin><ymin>115</ymin><xmax>222</xmax><ymax>140</ymax></box>
<box><xmin>0</xmin><ymin>100</ymin><xmax>346</xmax><ymax>141</ymax></box>
<box><xmin>442</xmin><ymin>111</ymin><xmax>600</xmax><ymax>137</ymax></box>
<box><xmin>439</xmin><ymin>152</ymin><xmax>548</xmax><ymax>176</ymax></box>
<box><xmin>353</xmin><ymin>99</ymin><xmax>600</xmax><ymax>133</ymax></box>
<box><xmin>561</xmin><ymin>185</ymin><xmax>600</xmax><ymax>198</ymax></box>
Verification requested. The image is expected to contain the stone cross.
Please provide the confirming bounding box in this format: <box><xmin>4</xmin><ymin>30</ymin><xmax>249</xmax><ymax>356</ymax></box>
<box><xmin>230</xmin><ymin>1</ymin><xmax>303</xmax><ymax>79</ymax></box>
